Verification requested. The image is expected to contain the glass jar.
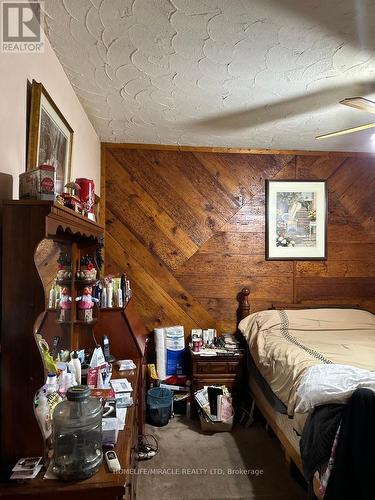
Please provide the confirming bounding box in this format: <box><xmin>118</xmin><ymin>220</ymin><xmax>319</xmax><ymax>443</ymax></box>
<box><xmin>52</xmin><ymin>385</ymin><xmax>103</xmax><ymax>480</ymax></box>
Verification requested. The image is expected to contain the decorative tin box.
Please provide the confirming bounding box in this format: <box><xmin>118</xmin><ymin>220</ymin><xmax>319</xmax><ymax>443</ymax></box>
<box><xmin>19</xmin><ymin>164</ymin><xmax>56</xmax><ymax>200</ymax></box>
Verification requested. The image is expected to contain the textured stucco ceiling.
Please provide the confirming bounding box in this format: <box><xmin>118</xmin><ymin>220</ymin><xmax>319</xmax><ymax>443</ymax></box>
<box><xmin>44</xmin><ymin>0</ymin><xmax>375</xmax><ymax>152</ymax></box>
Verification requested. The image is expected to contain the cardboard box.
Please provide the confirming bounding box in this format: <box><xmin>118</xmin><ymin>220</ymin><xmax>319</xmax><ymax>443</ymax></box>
<box><xmin>19</xmin><ymin>165</ymin><xmax>56</xmax><ymax>200</ymax></box>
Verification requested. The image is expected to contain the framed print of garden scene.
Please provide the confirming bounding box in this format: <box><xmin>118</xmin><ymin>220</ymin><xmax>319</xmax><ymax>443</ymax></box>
<box><xmin>266</xmin><ymin>180</ymin><xmax>327</xmax><ymax>260</ymax></box>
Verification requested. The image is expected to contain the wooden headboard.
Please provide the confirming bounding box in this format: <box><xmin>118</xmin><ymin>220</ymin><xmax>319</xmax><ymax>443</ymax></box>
<box><xmin>236</xmin><ymin>287</ymin><xmax>361</xmax><ymax>327</ymax></box>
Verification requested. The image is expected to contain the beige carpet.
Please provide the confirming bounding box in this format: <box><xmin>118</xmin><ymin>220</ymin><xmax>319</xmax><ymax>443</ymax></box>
<box><xmin>136</xmin><ymin>416</ymin><xmax>307</xmax><ymax>500</ymax></box>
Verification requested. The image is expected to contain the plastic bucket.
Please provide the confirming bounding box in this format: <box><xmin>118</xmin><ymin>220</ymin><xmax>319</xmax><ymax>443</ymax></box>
<box><xmin>147</xmin><ymin>387</ymin><xmax>173</xmax><ymax>427</ymax></box>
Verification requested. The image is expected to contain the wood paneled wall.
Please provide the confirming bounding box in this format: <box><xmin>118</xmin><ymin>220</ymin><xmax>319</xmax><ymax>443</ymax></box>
<box><xmin>103</xmin><ymin>145</ymin><xmax>375</xmax><ymax>334</ymax></box>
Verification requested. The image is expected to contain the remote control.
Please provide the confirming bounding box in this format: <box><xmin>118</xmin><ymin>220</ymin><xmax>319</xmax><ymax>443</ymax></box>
<box><xmin>105</xmin><ymin>450</ymin><xmax>121</xmax><ymax>472</ymax></box>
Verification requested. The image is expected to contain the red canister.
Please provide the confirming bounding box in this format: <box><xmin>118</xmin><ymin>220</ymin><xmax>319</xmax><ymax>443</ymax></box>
<box><xmin>192</xmin><ymin>339</ymin><xmax>200</xmax><ymax>352</ymax></box>
<box><xmin>76</xmin><ymin>178</ymin><xmax>95</xmax><ymax>218</ymax></box>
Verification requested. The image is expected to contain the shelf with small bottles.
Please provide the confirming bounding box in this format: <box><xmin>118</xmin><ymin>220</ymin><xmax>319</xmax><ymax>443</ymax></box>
<box><xmin>48</xmin><ymin>250</ymin><xmax>133</xmax><ymax>327</ymax></box>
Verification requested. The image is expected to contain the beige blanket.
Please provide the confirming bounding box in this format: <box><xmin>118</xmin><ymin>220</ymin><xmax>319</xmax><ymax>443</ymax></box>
<box><xmin>238</xmin><ymin>308</ymin><xmax>375</xmax><ymax>416</ymax></box>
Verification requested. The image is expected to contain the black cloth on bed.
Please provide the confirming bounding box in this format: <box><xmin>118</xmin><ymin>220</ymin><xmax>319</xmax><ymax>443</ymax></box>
<box><xmin>324</xmin><ymin>388</ymin><xmax>375</xmax><ymax>500</ymax></box>
<box><xmin>300</xmin><ymin>402</ymin><xmax>344</xmax><ymax>481</ymax></box>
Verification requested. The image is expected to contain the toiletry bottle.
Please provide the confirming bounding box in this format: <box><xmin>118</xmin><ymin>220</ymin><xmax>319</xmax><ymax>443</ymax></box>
<box><xmin>121</xmin><ymin>274</ymin><xmax>127</xmax><ymax>304</ymax></box>
<box><xmin>103</xmin><ymin>335</ymin><xmax>111</xmax><ymax>362</ymax></box>
<box><xmin>48</xmin><ymin>282</ymin><xmax>56</xmax><ymax>309</ymax></box>
<box><xmin>101</xmin><ymin>287</ymin><xmax>107</xmax><ymax>308</ymax></box>
<box><xmin>57</xmin><ymin>364</ymin><xmax>68</xmax><ymax>396</ymax></box>
<box><xmin>117</xmin><ymin>287</ymin><xmax>123</xmax><ymax>308</ymax></box>
<box><xmin>45</xmin><ymin>373</ymin><xmax>58</xmax><ymax>395</ymax></box>
<box><xmin>35</xmin><ymin>392</ymin><xmax>52</xmax><ymax>439</ymax></box>
<box><xmin>107</xmin><ymin>283</ymin><xmax>113</xmax><ymax>308</ymax></box>
<box><xmin>71</xmin><ymin>351</ymin><xmax>82</xmax><ymax>385</ymax></box>
<box><xmin>126</xmin><ymin>279</ymin><xmax>132</xmax><ymax>301</ymax></box>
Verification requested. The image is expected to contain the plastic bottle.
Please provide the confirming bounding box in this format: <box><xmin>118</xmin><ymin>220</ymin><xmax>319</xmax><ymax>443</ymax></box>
<box><xmin>57</xmin><ymin>365</ymin><xmax>68</xmax><ymax>396</ymax></box>
<box><xmin>35</xmin><ymin>391</ymin><xmax>52</xmax><ymax>439</ymax></box>
<box><xmin>70</xmin><ymin>351</ymin><xmax>81</xmax><ymax>385</ymax></box>
<box><xmin>101</xmin><ymin>287</ymin><xmax>107</xmax><ymax>308</ymax></box>
<box><xmin>48</xmin><ymin>283</ymin><xmax>56</xmax><ymax>309</ymax></box>
<box><xmin>52</xmin><ymin>385</ymin><xmax>103</xmax><ymax>480</ymax></box>
<box><xmin>102</xmin><ymin>335</ymin><xmax>110</xmax><ymax>362</ymax></box>
<box><xmin>126</xmin><ymin>279</ymin><xmax>132</xmax><ymax>302</ymax></box>
<box><xmin>106</xmin><ymin>283</ymin><xmax>113</xmax><ymax>308</ymax></box>
<box><xmin>45</xmin><ymin>373</ymin><xmax>58</xmax><ymax>394</ymax></box>
<box><xmin>117</xmin><ymin>288</ymin><xmax>123</xmax><ymax>308</ymax></box>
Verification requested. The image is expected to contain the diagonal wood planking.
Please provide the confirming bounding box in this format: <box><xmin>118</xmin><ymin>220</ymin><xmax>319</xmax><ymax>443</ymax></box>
<box><xmin>104</xmin><ymin>146</ymin><xmax>375</xmax><ymax>334</ymax></box>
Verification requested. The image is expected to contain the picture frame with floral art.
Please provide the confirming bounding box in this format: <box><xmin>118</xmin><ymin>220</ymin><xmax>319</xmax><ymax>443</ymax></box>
<box><xmin>266</xmin><ymin>180</ymin><xmax>327</xmax><ymax>260</ymax></box>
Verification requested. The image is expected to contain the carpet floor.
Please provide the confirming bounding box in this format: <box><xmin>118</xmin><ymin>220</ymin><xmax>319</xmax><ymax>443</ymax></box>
<box><xmin>136</xmin><ymin>416</ymin><xmax>307</xmax><ymax>500</ymax></box>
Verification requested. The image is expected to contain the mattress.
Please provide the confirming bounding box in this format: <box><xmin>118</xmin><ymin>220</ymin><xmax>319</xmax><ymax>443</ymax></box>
<box><xmin>239</xmin><ymin>308</ymin><xmax>375</xmax><ymax>416</ymax></box>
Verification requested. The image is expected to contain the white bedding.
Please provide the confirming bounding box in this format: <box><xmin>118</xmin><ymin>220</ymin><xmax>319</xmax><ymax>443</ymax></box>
<box><xmin>295</xmin><ymin>363</ymin><xmax>375</xmax><ymax>412</ymax></box>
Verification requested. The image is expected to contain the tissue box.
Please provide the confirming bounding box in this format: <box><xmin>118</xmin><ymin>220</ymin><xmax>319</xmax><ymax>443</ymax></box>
<box><xmin>19</xmin><ymin>165</ymin><xmax>56</xmax><ymax>200</ymax></box>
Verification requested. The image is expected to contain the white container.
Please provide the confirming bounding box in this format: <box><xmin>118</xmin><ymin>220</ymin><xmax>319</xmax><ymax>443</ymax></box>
<box><xmin>70</xmin><ymin>352</ymin><xmax>81</xmax><ymax>385</ymax></box>
<box><xmin>106</xmin><ymin>284</ymin><xmax>113</xmax><ymax>308</ymax></box>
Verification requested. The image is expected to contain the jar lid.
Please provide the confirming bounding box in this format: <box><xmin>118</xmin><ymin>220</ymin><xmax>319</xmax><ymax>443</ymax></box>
<box><xmin>66</xmin><ymin>385</ymin><xmax>90</xmax><ymax>401</ymax></box>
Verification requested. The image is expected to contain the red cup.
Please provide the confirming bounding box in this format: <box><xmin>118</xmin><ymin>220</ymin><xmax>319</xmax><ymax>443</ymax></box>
<box><xmin>76</xmin><ymin>178</ymin><xmax>95</xmax><ymax>215</ymax></box>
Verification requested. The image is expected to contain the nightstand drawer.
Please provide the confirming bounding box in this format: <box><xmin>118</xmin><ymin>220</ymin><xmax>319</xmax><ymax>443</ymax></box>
<box><xmin>194</xmin><ymin>360</ymin><xmax>241</xmax><ymax>375</ymax></box>
<box><xmin>194</xmin><ymin>377</ymin><xmax>237</xmax><ymax>390</ymax></box>
<box><xmin>196</xmin><ymin>362</ymin><xmax>228</xmax><ymax>374</ymax></box>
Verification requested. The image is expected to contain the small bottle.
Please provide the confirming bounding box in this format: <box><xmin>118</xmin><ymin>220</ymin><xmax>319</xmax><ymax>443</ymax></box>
<box><xmin>117</xmin><ymin>288</ymin><xmax>123</xmax><ymax>308</ymax></box>
<box><xmin>101</xmin><ymin>287</ymin><xmax>107</xmax><ymax>308</ymax></box>
<box><xmin>102</xmin><ymin>335</ymin><xmax>111</xmax><ymax>362</ymax></box>
<box><xmin>70</xmin><ymin>351</ymin><xmax>82</xmax><ymax>385</ymax></box>
<box><xmin>126</xmin><ymin>280</ymin><xmax>132</xmax><ymax>302</ymax></box>
<box><xmin>121</xmin><ymin>274</ymin><xmax>127</xmax><ymax>303</ymax></box>
<box><xmin>48</xmin><ymin>282</ymin><xmax>56</xmax><ymax>309</ymax></box>
<box><xmin>106</xmin><ymin>283</ymin><xmax>113</xmax><ymax>308</ymax></box>
<box><xmin>57</xmin><ymin>364</ymin><xmax>68</xmax><ymax>396</ymax></box>
<box><xmin>45</xmin><ymin>373</ymin><xmax>58</xmax><ymax>395</ymax></box>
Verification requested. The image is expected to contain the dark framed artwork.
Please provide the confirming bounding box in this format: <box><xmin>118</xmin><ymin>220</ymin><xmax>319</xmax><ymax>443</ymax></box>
<box><xmin>266</xmin><ymin>180</ymin><xmax>327</xmax><ymax>260</ymax></box>
<box><xmin>27</xmin><ymin>79</ymin><xmax>73</xmax><ymax>194</ymax></box>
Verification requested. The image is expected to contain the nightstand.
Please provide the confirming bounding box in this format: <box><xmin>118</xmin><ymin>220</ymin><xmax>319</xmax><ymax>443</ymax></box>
<box><xmin>190</xmin><ymin>350</ymin><xmax>244</xmax><ymax>394</ymax></box>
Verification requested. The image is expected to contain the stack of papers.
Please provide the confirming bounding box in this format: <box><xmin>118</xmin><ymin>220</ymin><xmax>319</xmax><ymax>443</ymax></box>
<box><xmin>10</xmin><ymin>457</ymin><xmax>43</xmax><ymax>480</ymax></box>
<box><xmin>116</xmin><ymin>359</ymin><xmax>136</xmax><ymax>370</ymax></box>
<box><xmin>110</xmin><ymin>378</ymin><xmax>133</xmax><ymax>409</ymax></box>
<box><xmin>111</xmin><ymin>378</ymin><xmax>132</xmax><ymax>393</ymax></box>
<box><xmin>222</xmin><ymin>333</ymin><xmax>240</xmax><ymax>350</ymax></box>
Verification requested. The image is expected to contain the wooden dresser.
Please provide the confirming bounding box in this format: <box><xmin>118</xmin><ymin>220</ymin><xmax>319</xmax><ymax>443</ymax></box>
<box><xmin>0</xmin><ymin>201</ymin><xmax>149</xmax><ymax>498</ymax></box>
<box><xmin>0</xmin><ymin>362</ymin><xmax>140</xmax><ymax>500</ymax></box>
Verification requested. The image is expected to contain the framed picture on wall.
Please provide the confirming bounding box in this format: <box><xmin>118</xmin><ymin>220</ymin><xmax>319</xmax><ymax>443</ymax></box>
<box><xmin>266</xmin><ymin>180</ymin><xmax>327</xmax><ymax>260</ymax></box>
<box><xmin>27</xmin><ymin>79</ymin><xmax>73</xmax><ymax>194</ymax></box>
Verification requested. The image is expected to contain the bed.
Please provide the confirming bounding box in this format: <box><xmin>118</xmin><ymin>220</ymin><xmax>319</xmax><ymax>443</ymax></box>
<box><xmin>236</xmin><ymin>287</ymin><xmax>375</xmax><ymax>499</ymax></box>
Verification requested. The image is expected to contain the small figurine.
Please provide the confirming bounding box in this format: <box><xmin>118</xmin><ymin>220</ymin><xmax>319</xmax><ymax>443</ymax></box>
<box><xmin>58</xmin><ymin>287</ymin><xmax>71</xmax><ymax>321</ymax></box>
<box><xmin>58</xmin><ymin>182</ymin><xmax>83</xmax><ymax>214</ymax></box>
<box><xmin>77</xmin><ymin>255</ymin><xmax>97</xmax><ymax>281</ymax></box>
<box><xmin>59</xmin><ymin>287</ymin><xmax>72</xmax><ymax>310</ymax></box>
<box><xmin>56</xmin><ymin>253</ymin><xmax>72</xmax><ymax>281</ymax></box>
<box><xmin>75</xmin><ymin>286</ymin><xmax>99</xmax><ymax>322</ymax></box>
